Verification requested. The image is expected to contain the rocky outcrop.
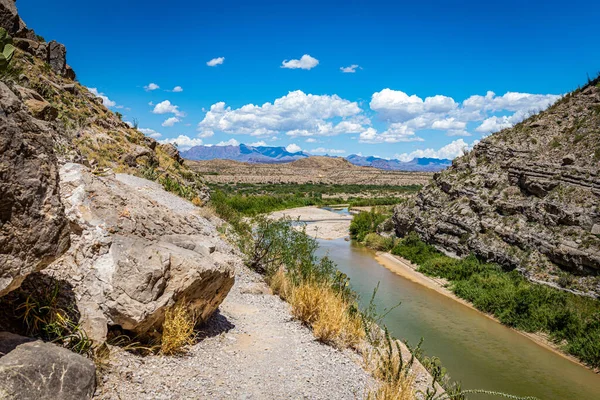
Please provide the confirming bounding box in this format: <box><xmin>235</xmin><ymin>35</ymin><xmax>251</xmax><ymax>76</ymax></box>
<box><xmin>0</xmin><ymin>0</ymin><xmax>74</xmax><ymax>78</ymax></box>
<box><xmin>47</xmin><ymin>40</ymin><xmax>68</xmax><ymax>76</ymax></box>
<box><xmin>0</xmin><ymin>334</ymin><xmax>95</xmax><ymax>400</ymax></box>
<box><xmin>44</xmin><ymin>163</ymin><xmax>235</xmax><ymax>342</ymax></box>
<box><xmin>394</xmin><ymin>78</ymin><xmax>600</xmax><ymax>297</ymax></box>
<box><xmin>159</xmin><ymin>143</ymin><xmax>184</xmax><ymax>165</ymax></box>
<box><xmin>0</xmin><ymin>82</ymin><xmax>70</xmax><ymax>297</ymax></box>
<box><xmin>0</xmin><ymin>0</ymin><xmax>35</xmax><ymax>40</ymax></box>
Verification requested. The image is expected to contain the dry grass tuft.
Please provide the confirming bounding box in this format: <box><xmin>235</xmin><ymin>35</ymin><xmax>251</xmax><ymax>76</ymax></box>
<box><xmin>289</xmin><ymin>280</ymin><xmax>364</xmax><ymax>348</ymax></box>
<box><xmin>364</xmin><ymin>329</ymin><xmax>417</xmax><ymax>400</ymax></box>
<box><xmin>160</xmin><ymin>301</ymin><xmax>196</xmax><ymax>355</ymax></box>
<box><xmin>366</xmin><ymin>377</ymin><xmax>416</xmax><ymax>400</ymax></box>
<box><xmin>269</xmin><ymin>267</ymin><xmax>293</xmax><ymax>300</ymax></box>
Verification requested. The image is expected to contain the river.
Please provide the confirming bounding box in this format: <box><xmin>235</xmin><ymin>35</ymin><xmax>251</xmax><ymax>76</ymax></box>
<box><xmin>312</xmin><ymin>209</ymin><xmax>600</xmax><ymax>400</ymax></box>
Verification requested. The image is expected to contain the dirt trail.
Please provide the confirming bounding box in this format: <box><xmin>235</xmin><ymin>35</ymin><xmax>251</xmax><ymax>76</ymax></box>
<box><xmin>97</xmin><ymin>263</ymin><xmax>373</xmax><ymax>399</ymax></box>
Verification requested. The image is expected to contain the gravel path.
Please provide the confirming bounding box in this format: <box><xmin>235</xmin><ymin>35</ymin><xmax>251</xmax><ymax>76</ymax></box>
<box><xmin>96</xmin><ymin>260</ymin><xmax>374</xmax><ymax>399</ymax></box>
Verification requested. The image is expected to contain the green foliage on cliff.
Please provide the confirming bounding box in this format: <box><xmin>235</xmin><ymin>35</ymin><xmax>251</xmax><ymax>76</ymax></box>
<box><xmin>393</xmin><ymin>233</ymin><xmax>600</xmax><ymax>368</ymax></box>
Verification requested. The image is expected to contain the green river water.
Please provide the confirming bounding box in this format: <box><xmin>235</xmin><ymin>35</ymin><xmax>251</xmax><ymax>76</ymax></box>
<box><xmin>314</xmin><ymin>211</ymin><xmax>600</xmax><ymax>400</ymax></box>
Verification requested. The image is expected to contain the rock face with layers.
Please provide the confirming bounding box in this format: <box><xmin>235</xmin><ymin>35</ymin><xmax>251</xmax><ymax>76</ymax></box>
<box><xmin>0</xmin><ymin>82</ymin><xmax>70</xmax><ymax>297</ymax></box>
<box><xmin>394</xmin><ymin>78</ymin><xmax>600</xmax><ymax>297</ymax></box>
<box><xmin>45</xmin><ymin>163</ymin><xmax>236</xmax><ymax>342</ymax></box>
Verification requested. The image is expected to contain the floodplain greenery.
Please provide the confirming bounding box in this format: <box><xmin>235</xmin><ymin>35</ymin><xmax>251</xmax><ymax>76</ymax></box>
<box><xmin>207</xmin><ymin>182</ymin><xmax>419</xmax><ymax>216</ymax></box>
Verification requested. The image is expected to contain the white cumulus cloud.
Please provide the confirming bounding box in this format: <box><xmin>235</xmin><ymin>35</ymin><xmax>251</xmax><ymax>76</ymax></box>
<box><xmin>160</xmin><ymin>135</ymin><xmax>203</xmax><ymax>150</ymax></box>
<box><xmin>161</xmin><ymin>117</ymin><xmax>180</xmax><ymax>127</ymax></box>
<box><xmin>340</xmin><ymin>64</ymin><xmax>360</xmax><ymax>73</ymax></box>
<box><xmin>310</xmin><ymin>148</ymin><xmax>346</xmax><ymax>154</ymax></box>
<box><xmin>286</xmin><ymin>143</ymin><xmax>302</xmax><ymax>153</ymax></box>
<box><xmin>395</xmin><ymin>139</ymin><xmax>474</xmax><ymax>162</ymax></box>
<box><xmin>371</xmin><ymin>89</ymin><xmax>457</xmax><ymax>122</ymax></box>
<box><xmin>359</xmin><ymin>124</ymin><xmax>424</xmax><ymax>144</ymax></box>
<box><xmin>475</xmin><ymin>109</ymin><xmax>536</xmax><ymax>133</ymax></box>
<box><xmin>366</xmin><ymin>88</ymin><xmax>559</xmax><ymax>141</ymax></box>
<box><xmin>197</xmin><ymin>90</ymin><xmax>364</xmax><ymax>137</ymax></box>
<box><xmin>281</xmin><ymin>54</ymin><xmax>319</xmax><ymax>70</ymax></box>
<box><xmin>153</xmin><ymin>100</ymin><xmax>185</xmax><ymax>117</ymax></box>
<box><xmin>88</xmin><ymin>88</ymin><xmax>116</xmax><ymax>108</ymax></box>
<box><xmin>215</xmin><ymin>138</ymin><xmax>240</xmax><ymax>147</ymax></box>
<box><xmin>249</xmin><ymin>141</ymin><xmax>267</xmax><ymax>146</ymax></box>
<box><xmin>144</xmin><ymin>83</ymin><xmax>160</xmax><ymax>91</ymax></box>
<box><xmin>207</xmin><ymin>57</ymin><xmax>225</xmax><ymax>67</ymax></box>
<box><xmin>431</xmin><ymin>118</ymin><xmax>466</xmax><ymax>130</ymax></box>
<box><xmin>139</xmin><ymin>128</ymin><xmax>162</xmax><ymax>139</ymax></box>
<box><xmin>172</xmin><ymin>86</ymin><xmax>183</xmax><ymax>92</ymax></box>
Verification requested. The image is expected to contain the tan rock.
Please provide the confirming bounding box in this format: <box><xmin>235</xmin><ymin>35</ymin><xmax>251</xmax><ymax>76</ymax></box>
<box><xmin>24</xmin><ymin>98</ymin><xmax>58</xmax><ymax>121</ymax></box>
<box><xmin>46</xmin><ymin>163</ymin><xmax>236</xmax><ymax>341</ymax></box>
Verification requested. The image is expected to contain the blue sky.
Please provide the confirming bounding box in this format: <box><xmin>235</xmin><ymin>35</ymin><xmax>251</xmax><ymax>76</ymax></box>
<box><xmin>19</xmin><ymin>0</ymin><xmax>600</xmax><ymax>160</ymax></box>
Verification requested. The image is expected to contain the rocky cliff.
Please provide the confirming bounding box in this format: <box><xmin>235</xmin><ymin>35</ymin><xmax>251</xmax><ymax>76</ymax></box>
<box><xmin>1</xmin><ymin>0</ymin><xmax>231</xmax><ymax>357</ymax></box>
<box><xmin>0</xmin><ymin>0</ymin><xmax>215</xmax><ymax>295</ymax></box>
<box><xmin>394</xmin><ymin>77</ymin><xmax>600</xmax><ymax>297</ymax></box>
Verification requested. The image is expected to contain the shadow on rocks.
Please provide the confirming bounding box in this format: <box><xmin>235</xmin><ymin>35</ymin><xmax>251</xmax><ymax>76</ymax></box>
<box><xmin>0</xmin><ymin>272</ymin><xmax>81</xmax><ymax>338</ymax></box>
<box><xmin>195</xmin><ymin>309</ymin><xmax>235</xmax><ymax>340</ymax></box>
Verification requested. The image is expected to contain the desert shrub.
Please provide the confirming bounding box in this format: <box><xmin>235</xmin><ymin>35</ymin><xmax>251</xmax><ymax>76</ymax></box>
<box><xmin>160</xmin><ymin>302</ymin><xmax>196</xmax><ymax>355</ymax></box>
<box><xmin>364</xmin><ymin>233</ymin><xmax>395</xmax><ymax>251</ymax></box>
<box><xmin>349</xmin><ymin>197</ymin><xmax>404</xmax><ymax>207</ymax></box>
<box><xmin>365</xmin><ymin>328</ymin><xmax>416</xmax><ymax>400</ymax></box>
<box><xmin>391</xmin><ymin>232</ymin><xmax>440</xmax><ymax>265</ymax></box>
<box><xmin>268</xmin><ymin>267</ymin><xmax>293</xmax><ymax>300</ymax></box>
<box><xmin>212</xmin><ymin>191</ymin><xmax>322</xmax><ymax>216</ymax></box>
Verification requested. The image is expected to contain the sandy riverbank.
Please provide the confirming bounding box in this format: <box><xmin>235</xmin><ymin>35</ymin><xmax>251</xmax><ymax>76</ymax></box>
<box><xmin>374</xmin><ymin>252</ymin><xmax>592</xmax><ymax>371</ymax></box>
<box><xmin>270</xmin><ymin>206</ymin><xmax>353</xmax><ymax>240</ymax></box>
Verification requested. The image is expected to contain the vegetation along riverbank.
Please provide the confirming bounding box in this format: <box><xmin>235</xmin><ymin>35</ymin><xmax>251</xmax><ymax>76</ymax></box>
<box><xmin>351</xmin><ymin>208</ymin><xmax>600</xmax><ymax>371</ymax></box>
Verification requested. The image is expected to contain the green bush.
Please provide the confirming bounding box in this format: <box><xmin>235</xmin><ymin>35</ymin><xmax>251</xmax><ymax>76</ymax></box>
<box><xmin>349</xmin><ymin>209</ymin><xmax>388</xmax><ymax>242</ymax></box>
<box><xmin>391</xmin><ymin>232</ymin><xmax>440</xmax><ymax>264</ymax></box>
<box><xmin>211</xmin><ymin>190</ymin><xmax>323</xmax><ymax>216</ymax></box>
<box><xmin>364</xmin><ymin>233</ymin><xmax>395</xmax><ymax>251</ymax></box>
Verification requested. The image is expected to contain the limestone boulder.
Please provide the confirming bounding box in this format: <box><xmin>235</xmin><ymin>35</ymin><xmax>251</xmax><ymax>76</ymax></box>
<box><xmin>0</xmin><ymin>82</ymin><xmax>70</xmax><ymax>297</ymax></box>
<box><xmin>0</xmin><ymin>336</ymin><xmax>95</xmax><ymax>400</ymax></box>
<box><xmin>45</xmin><ymin>163</ymin><xmax>236</xmax><ymax>341</ymax></box>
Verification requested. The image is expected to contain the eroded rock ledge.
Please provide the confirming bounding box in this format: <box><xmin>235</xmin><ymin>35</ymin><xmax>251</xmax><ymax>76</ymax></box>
<box><xmin>394</xmin><ymin>80</ymin><xmax>600</xmax><ymax>297</ymax></box>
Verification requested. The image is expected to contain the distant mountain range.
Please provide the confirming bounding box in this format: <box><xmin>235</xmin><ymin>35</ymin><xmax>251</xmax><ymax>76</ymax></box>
<box><xmin>345</xmin><ymin>154</ymin><xmax>452</xmax><ymax>172</ymax></box>
<box><xmin>181</xmin><ymin>144</ymin><xmax>310</xmax><ymax>163</ymax></box>
<box><xmin>181</xmin><ymin>144</ymin><xmax>452</xmax><ymax>172</ymax></box>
